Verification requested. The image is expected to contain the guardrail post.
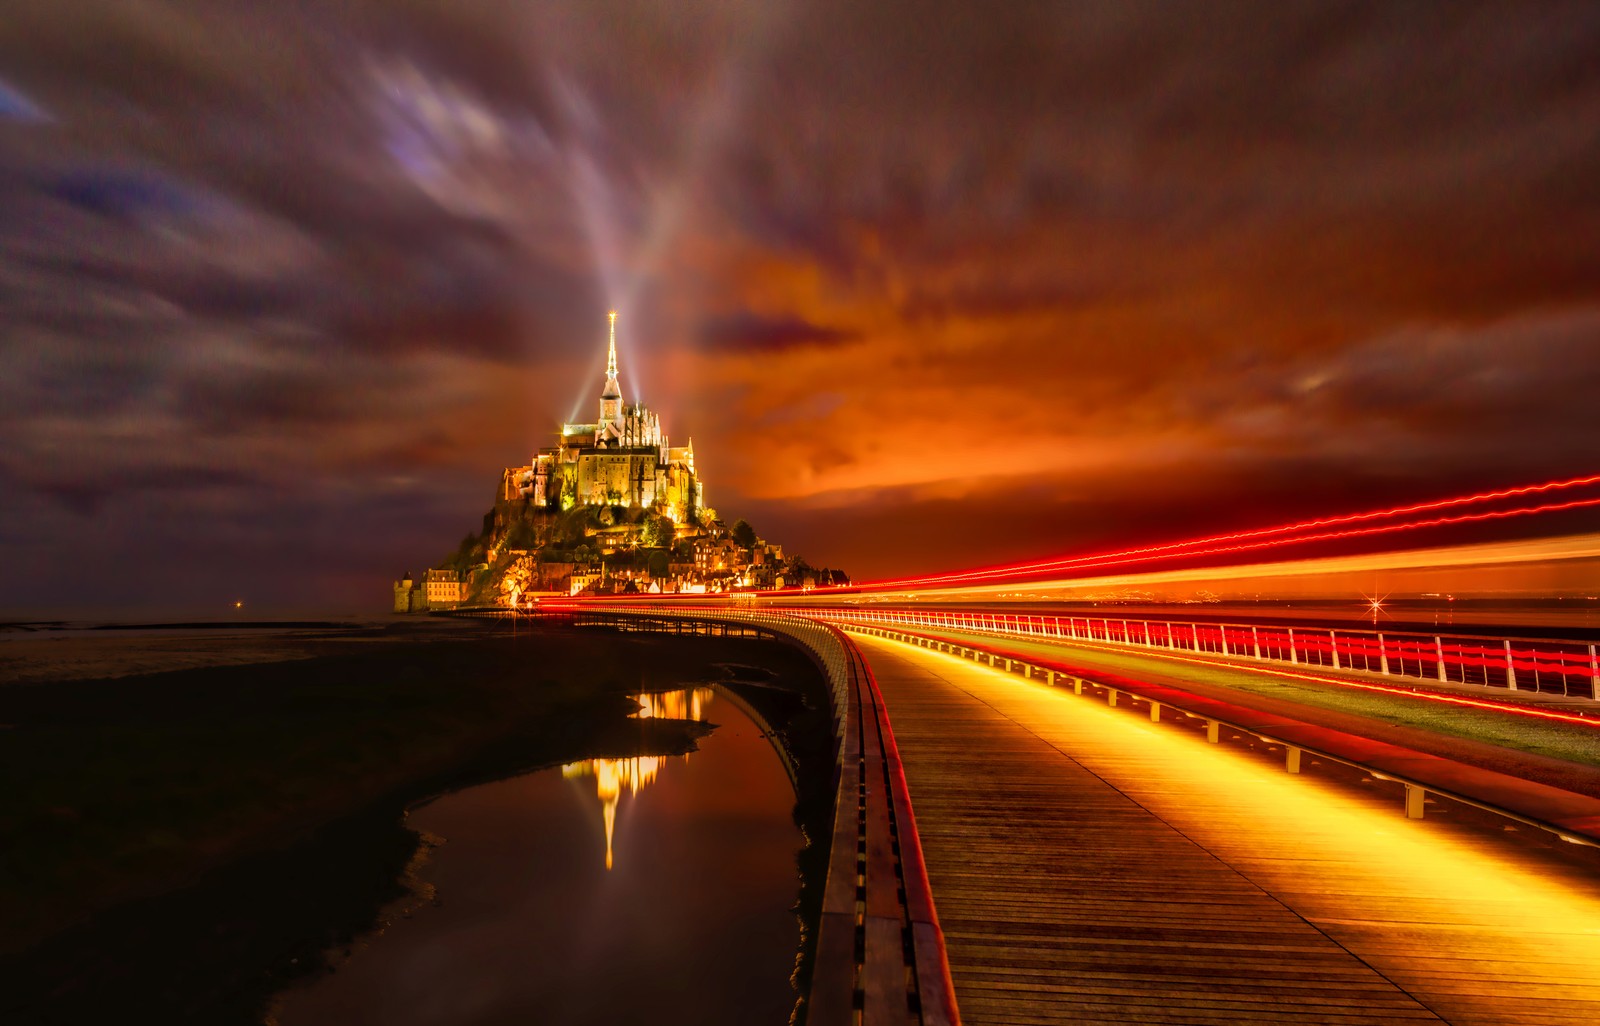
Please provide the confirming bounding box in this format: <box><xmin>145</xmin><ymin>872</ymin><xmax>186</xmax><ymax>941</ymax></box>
<box><xmin>1190</xmin><ymin>623</ymin><xmax>1200</xmax><ymax>652</ymax></box>
<box><xmin>1435</xmin><ymin>636</ymin><xmax>1448</xmax><ymax>682</ymax></box>
<box><xmin>1378</xmin><ymin>634</ymin><xmax>1390</xmax><ymax>675</ymax></box>
<box><xmin>1285</xmin><ymin>747</ymin><xmax>1301</xmax><ymax>773</ymax></box>
<box><xmin>1288</xmin><ymin>628</ymin><xmax>1298</xmax><ymax>664</ymax></box>
<box><xmin>1107</xmin><ymin>689</ymin><xmax>1118</xmax><ymax>708</ymax></box>
<box><xmin>1591</xmin><ymin>645</ymin><xmax>1599</xmax><ymax>701</ymax></box>
<box><xmin>1073</xmin><ymin>677</ymin><xmax>1084</xmax><ymax>695</ymax></box>
<box><xmin>1149</xmin><ymin>701</ymin><xmax>1161</xmax><ymax>723</ymax></box>
<box><xmin>1205</xmin><ymin>720</ymin><xmax>1220</xmax><ymax>743</ymax></box>
<box><xmin>1330</xmin><ymin>630</ymin><xmax>1340</xmax><ymax>670</ymax></box>
<box><xmin>1405</xmin><ymin>784</ymin><xmax>1426</xmax><ymax>819</ymax></box>
<box><xmin>1504</xmin><ymin>639</ymin><xmax>1518</xmax><ymax>691</ymax></box>
<box><xmin>1252</xmin><ymin>626</ymin><xmax>1261</xmax><ymax>659</ymax></box>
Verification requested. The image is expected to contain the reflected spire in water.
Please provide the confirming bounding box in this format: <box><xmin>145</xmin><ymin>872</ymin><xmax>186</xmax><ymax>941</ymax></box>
<box><xmin>563</xmin><ymin>687</ymin><xmax>714</xmax><ymax>869</ymax></box>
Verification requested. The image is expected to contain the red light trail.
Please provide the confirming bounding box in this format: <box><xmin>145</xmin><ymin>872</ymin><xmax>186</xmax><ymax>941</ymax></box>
<box><xmin>863</xmin><ymin>471</ymin><xmax>1600</xmax><ymax>591</ymax></box>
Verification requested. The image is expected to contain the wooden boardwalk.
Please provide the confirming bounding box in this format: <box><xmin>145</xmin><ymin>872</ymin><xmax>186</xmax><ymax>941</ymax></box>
<box><xmin>859</xmin><ymin>633</ymin><xmax>1600</xmax><ymax>1026</ymax></box>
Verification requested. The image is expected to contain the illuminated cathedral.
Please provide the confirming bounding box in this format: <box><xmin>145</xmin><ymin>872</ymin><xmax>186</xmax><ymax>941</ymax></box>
<box><xmin>502</xmin><ymin>313</ymin><xmax>703</xmax><ymax>519</ymax></box>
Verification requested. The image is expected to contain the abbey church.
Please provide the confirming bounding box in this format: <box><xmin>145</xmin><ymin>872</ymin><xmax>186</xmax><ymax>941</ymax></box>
<box><xmin>501</xmin><ymin>313</ymin><xmax>704</xmax><ymax>520</ymax></box>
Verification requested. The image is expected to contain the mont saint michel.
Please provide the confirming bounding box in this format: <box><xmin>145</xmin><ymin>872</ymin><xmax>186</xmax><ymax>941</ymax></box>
<box><xmin>10</xmin><ymin>7</ymin><xmax>1600</xmax><ymax>1026</ymax></box>
<box><xmin>395</xmin><ymin>315</ymin><xmax>848</xmax><ymax>611</ymax></box>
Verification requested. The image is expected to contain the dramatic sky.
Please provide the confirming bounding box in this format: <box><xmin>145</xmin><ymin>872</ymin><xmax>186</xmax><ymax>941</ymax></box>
<box><xmin>3</xmin><ymin>1</ymin><xmax>1599</xmax><ymax>613</ymax></box>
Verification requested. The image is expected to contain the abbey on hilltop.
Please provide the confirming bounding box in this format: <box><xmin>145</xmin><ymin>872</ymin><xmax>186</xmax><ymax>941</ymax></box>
<box><xmin>394</xmin><ymin>313</ymin><xmax>849</xmax><ymax>609</ymax></box>
<box><xmin>500</xmin><ymin>312</ymin><xmax>704</xmax><ymax>521</ymax></box>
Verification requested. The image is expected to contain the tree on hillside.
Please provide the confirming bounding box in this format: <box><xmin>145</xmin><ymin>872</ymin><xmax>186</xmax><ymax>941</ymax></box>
<box><xmin>504</xmin><ymin>520</ymin><xmax>537</xmax><ymax>550</ymax></box>
<box><xmin>647</xmin><ymin>550</ymin><xmax>670</xmax><ymax>579</ymax></box>
<box><xmin>442</xmin><ymin>532</ymin><xmax>482</xmax><ymax>570</ymax></box>
<box><xmin>557</xmin><ymin>507</ymin><xmax>595</xmax><ymax>545</ymax></box>
<box><xmin>640</xmin><ymin>512</ymin><xmax>676</xmax><ymax>548</ymax></box>
<box><xmin>731</xmin><ymin>519</ymin><xmax>757</xmax><ymax>548</ymax></box>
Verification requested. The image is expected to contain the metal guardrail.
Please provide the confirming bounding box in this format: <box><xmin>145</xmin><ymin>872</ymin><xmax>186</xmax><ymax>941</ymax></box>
<box><xmin>850</xmin><ymin>622</ymin><xmax>1600</xmax><ymax>849</ymax></box>
<box><xmin>783</xmin><ymin>606</ymin><xmax>1600</xmax><ymax>700</ymax></box>
<box><xmin>511</xmin><ymin>604</ymin><xmax>958</xmax><ymax>1026</ymax></box>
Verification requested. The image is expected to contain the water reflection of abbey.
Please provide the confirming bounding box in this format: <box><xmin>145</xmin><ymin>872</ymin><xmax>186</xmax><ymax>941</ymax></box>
<box><xmin>563</xmin><ymin>684</ymin><xmax>799</xmax><ymax>870</ymax></box>
<box><xmin>563</xmin><ymin>687</ymin><xmax>714</xmax><ymax>871</ymax></box>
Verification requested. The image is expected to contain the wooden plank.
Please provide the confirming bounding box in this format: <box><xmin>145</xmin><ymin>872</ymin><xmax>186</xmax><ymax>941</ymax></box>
<box><xmin>805</xmin><ymin>627</ymin><xmax>937</xmax><ymax>1025</ymax></box>
<box><xmin>820</xmin><ymin>755</ymin><xmax>863</xmax><ymax>918</ymax></box>
<box><xmin>861</xmin><ymin>914</ymin><xmax>908</xmax><ymax>1025</ymax></box>
<box><xmin>858</xmin><ymin>669</ymin><xmax>902</xmax><ymax>923</ymax></box>
<box><xmin>809</xmin><ymin>910</ymin><xmax>860</xmax><ymax>1026</ymax></box>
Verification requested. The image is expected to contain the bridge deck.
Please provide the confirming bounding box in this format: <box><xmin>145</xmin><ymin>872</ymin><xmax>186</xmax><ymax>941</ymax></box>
<box><xmin>875</xmin><ymin>624</ymin><xmax>1600</xmax><ymax>799</ymax></box>
<box><xmin>859</xmin><ymin>633</ymin><xmax>1600</xmax><ymax>1026</ymax></box>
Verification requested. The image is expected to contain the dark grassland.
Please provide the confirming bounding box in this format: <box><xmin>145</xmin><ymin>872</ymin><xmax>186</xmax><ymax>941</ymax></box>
<box><xmin>0</xmin><ymin>620</ymin><xmax>834</xmax><ymax>1024</ymax></box>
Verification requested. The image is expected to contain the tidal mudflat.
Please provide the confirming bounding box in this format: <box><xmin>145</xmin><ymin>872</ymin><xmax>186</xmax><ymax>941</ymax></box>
<box><xmin>0</xmin><ymin>617</ymin><xmax>833</xmax><ymax>1024</ymax></box>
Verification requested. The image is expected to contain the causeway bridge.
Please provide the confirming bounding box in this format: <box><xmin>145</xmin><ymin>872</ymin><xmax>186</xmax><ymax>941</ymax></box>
<box><xmin>514</xmin><ymin>601</ymin><xmax>1600</xmax><ymax>1026</ymax></box>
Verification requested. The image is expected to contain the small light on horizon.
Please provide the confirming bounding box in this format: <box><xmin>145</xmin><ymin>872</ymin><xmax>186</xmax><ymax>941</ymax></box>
<box><xmin>234</xmin><ymin>600</ymin><xmax>243</xmax><ymax>609</ymax></box>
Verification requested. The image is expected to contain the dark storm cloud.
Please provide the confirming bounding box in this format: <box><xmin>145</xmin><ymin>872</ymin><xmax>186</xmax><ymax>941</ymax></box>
<box><xmin>698</xmin><ymin>312</ymin><xmax>857</xmax><ymax>352</ymax></box>
<box><xmin>0</xmin><ymin>76</ymin><xmax>47</xmax><ymax>121</ymax></box>
<box><xmin>33</xmin><ymin>465</ymin><xmax>263</xmax><ymax>517</ymax></box>
<box><xmin>1264</xmin><ymin>310</ymin><xmax>1600</xmax><ymax>459</ymax></box>
<box><xmin>1</xmin><ymin>0</ymin><xmax>1598</xmax><ymax>609</ymax></box>
<box><xmin>722</xmin><ymin>3</ymin><xmax>1600</xmax><ymax>289</ymax></box>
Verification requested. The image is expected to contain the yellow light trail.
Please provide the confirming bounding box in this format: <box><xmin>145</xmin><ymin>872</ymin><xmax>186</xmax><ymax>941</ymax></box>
<box><xmin>880</xmin><ymin>637</ymin><xmax>1600</xmax><ymax>1022</ymax></box>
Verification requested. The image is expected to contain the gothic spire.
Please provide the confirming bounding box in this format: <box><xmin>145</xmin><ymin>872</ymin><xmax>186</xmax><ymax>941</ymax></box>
<box><xmin>602</xmin><ymin>310</ymin><xmax>621</xmax><ymax>400</ymax></box>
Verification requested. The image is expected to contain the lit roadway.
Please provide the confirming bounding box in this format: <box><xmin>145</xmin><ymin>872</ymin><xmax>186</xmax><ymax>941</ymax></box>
<box><xmin>858</xmin><ymin>632</ymin><xmax>1600</xmax><ymax>1025</ymax></box>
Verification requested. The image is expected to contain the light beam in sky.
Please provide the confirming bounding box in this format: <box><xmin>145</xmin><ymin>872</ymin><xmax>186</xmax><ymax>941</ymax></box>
<box><xmin>558</xmin><ymin>3</ymin><xmax>793</xmax><ymax>421</ymax></box>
